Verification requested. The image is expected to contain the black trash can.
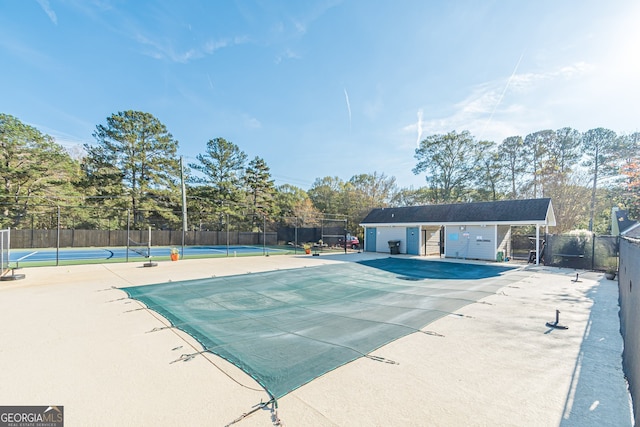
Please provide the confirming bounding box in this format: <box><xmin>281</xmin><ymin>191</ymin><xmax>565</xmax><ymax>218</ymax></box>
<box><xmin>388</xmin><ymin>240</ymin><xmax>400</xmax><ymax>254</ymax></box>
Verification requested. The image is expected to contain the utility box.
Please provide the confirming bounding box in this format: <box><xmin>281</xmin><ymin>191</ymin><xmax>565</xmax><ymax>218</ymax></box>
<box><xmin>388</xmin><ymin>240</ymin><xmax>401</xmax><ymax>255</ymax></box>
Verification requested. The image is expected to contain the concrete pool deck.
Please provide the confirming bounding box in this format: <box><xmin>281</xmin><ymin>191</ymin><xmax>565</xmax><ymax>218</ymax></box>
<box><xmin>0</xmin><ymin>253</ymin><xmax>633</xmax><ymax>426</ymax></box>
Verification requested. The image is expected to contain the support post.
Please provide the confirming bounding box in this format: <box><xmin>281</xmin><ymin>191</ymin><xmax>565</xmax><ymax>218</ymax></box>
<box><xmin>344</xmin><ymin>221</ymin><xmax>347</xmax><ymax>254</ymax></box>
<box><xmin>180</xmin><ymin>156</ymin><xmax>187</xmax><ymax>257</ymax></box>
<box><xmin>535</xmin><ymin>225</ymin><xmax>540</xmax><ymax>265</ymax></box>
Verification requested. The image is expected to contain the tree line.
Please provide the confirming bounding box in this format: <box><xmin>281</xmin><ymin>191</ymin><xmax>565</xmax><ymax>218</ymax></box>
<box><xmin>1</xmin><ymin>111</ymin><xmax>638</xmax><ymax>236</ymax></box>
<box><xmin>412</xmin><ymin>128</ymin><xmax>639</xmax><ymax>233</ymax></box>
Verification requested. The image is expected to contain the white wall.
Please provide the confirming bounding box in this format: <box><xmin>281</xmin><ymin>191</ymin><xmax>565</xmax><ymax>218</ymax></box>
<box><xmin>371</xmin><ymin>224</ymin><xmax>509</xmax><ymax>260</ymax></box>
<box><xmin>375</xmin><ymin>227</ymin><xmax>406</xmax><ymax>254</ymax></box>
<box><xmin>444</xmin><ymin>225</ymin><xmax>497</xmax><ymax>261</ymax></box>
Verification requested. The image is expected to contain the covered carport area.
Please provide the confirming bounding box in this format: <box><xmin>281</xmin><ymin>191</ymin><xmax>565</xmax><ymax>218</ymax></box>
<box><xmin>360</xmin><ymin>198</ymin><xmax>556</xmax><ymax>264</ymax></box>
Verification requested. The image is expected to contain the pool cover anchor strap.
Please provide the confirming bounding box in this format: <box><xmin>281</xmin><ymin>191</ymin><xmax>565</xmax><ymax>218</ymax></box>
<box><xmin>169</xmin><ymin>350</ymin><xmax>208</xmax><ymax>364</ymax></box>
<box><xmin>366</xmin><ymin>354</ymin><xmax>399</xmax><ymax>365</ymax></box>
<box><xmin>147</xmin><ymin>325</ymin><xmax>173</xmax><ymax>333</ymax></box>
<box><xmin>97</xmin><ymin>286</ymin><xmax>119</xmax><ymax>292</ymax></box>
<box><xmin>225</xmin><ymin>398</ymin><xmax>280</xmax><ymax>427</ymax></box>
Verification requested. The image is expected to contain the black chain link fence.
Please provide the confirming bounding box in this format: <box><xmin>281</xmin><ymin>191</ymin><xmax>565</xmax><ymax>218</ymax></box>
<box><xmin>543</xmin><ymin>234</ymin><xmax>618</xmax><ymax>271</ymax></box>
<box><xmin>509</xmin><ymin>233</ymin><xmax>618</xmax><ymax>271</ymax></box>
<box><xmin>2</xmin><ymin>204</ymin><xmax>354</xmax><ymax>251</ymax></box>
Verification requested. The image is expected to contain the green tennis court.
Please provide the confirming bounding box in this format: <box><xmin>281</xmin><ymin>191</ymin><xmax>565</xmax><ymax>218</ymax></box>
<box><xmin>122</xmin><ymin>258</ymin><xmax>522</xmax><ymax>399</ymax></box>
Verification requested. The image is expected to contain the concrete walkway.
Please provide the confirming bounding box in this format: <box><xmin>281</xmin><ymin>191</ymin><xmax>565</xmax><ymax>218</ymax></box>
<box><xmin>0</xmin><ymin>254</ymin><xmax>632</xmax><ymax>426</ymax></box>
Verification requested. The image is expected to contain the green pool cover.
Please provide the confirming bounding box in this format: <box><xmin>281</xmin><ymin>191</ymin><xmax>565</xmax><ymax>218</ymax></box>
<box><xmin>122</xmin><ymin>258</ymin><xmax>522</xmax><ymax>399</ymax></box>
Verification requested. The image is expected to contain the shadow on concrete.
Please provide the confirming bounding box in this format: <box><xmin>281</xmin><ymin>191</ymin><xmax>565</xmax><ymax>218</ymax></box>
<box><xmin>357</xmin><ymin>257</ymin><xmax>516</xmax><ymax>280</ymax></box>
<box><xmin>559</xmin><ymin>278</ymin><xmax>633</xmax><ymax>426</ymax></box>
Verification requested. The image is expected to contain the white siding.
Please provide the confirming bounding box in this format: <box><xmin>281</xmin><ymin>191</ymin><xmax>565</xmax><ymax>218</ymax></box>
<box><xmin>375</xmin><ymin>227</ymin><xmax>406</xmax><ymax>253</ymax></box>
<box><xmin>444</xmin><ymin>225</ymin><xmax>498</xmax><ymax>261</ymax></box>
<box><xmin>372</xmin><ymin>224</ymin><xmax>507</xmax><ymax>260</ymax></box>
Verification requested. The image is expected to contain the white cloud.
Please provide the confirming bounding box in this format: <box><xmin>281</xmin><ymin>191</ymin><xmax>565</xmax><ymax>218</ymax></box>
<box><xmin>508</xmin><ymin>62</ymin><xmax>593</xmax><ymax>93</ymax></box>
<box><xmin>133</xmin><ymin>31</ymin><xmax>245</xmax><ymax>63</ymax></box>
<box><xmin>244</xmin><ymin>116</ymin><xmax>262</xmax><ymax>129</ymax></box>
<box><xmin>203</xmin><ymin>39</ymin><xmax>230</xmax><ymax>54</ymax></box>
<box><xmin>408</xmin><ymin>61</ymin><xmax>597</xmax><ymax>144</ymax></box>
<box><xmin>36</xmin><ymin>0</ymin><xmax>57</xmax><ymax>25</ymax></box>
<box><xmin>275</xmin><ymin>48</ymin><xmax>301</xmax><ymax>64</ymax></box>
<box><xmin>293</xmin><ymin>20</ymin><xmax>307</xmax><ymax>35</ymax></box>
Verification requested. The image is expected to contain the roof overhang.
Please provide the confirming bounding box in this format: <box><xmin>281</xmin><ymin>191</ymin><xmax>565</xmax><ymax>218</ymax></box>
<box><xmin>360</xmin><ymin>220</ymin><xmax>552</xmax><ymax>228</ymax></box>
<box><xmin>621</xmin><ymin>222</ymin><xmax>640</xmax><ymax>237</ymax></box>
<box><xmin>359</xmin><ymin>198</ymin><xmax>557</xmax><ymax>229</ymax></box>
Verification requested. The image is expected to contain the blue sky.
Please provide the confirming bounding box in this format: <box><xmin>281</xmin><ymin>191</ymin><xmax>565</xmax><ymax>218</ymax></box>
<box><xmin>1</xmin><ymin>1</ymin><xmax>639</xmax><ymax>190</ymax></box>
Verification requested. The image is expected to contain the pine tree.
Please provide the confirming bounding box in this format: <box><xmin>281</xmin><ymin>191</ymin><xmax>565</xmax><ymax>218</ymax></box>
<box><xmin>82</xmin><ymin>110</ymin><xmax>181</xmax><ymax>228</ymax></box>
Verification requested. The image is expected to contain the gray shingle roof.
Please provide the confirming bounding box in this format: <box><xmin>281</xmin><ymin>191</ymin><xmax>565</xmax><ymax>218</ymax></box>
<box><xmin>615</xmin><ymin>209</ymin><xmax>638</xmax><ymax>234</ymax></box>
<box><xmin>622</xmin><ymin>222</ymin><xmax>640</xmax><ymax>238</ymax></box>
<box><xmin>361</xmin><ymin>198</ymin><xmax>553</xmax><ymax>225</ymax></box>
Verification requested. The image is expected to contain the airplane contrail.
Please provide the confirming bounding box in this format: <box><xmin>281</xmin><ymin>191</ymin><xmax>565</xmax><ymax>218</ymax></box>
<box><xmin>344</xmin><ymin>88</ymin><xmax>352</xmax><ymax>130</ymax></box>
<box><xmin>416</xmin><ymin>109</ymin><xmax>424</xmax><ymax>147</ymax></box>
<box><xmin>480</xmin><ymin>50</ymin><xmax>525</xmax><ymax>139</ymax></box>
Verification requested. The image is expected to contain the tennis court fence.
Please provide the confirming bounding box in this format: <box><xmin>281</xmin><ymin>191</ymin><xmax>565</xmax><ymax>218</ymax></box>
<box><xmin>2</xmin><ymin>203</ymin><xmax>354</xmax><ymax>250</ymax></box>
<box><xmin>9</xmin><ymin>226</ymin><xmax>352</xmax><ymax>250</ymax></box>
<box><xmin>8</xmin><ymin>225</ymin><xmax>353</xmax><ymax>252</ymax></box>
<box><xmin>1</xmin><ymin>228</ymin><xmax>9</xmax><ymax>275</ymax></box>
<box><xmin>9</xmin><ymin>229</ymin><xmax>278</xmax><ymax>249</ymax></box>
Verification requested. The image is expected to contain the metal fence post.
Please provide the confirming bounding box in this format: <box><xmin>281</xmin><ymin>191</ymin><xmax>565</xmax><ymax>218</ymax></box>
<box><xmin>126</xmin><ymin>209</ymin><xmax>130</xmax><ymax>263</ymax></box>
<box><xmin>591</xmin><ymin>232</ymin><xmax>595</xmax><ymax>271</ymax></box>
<box><xmin>56</xmin><ymin>205</ymin><xmax>60</xmax><ymax>266</ymax></box>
